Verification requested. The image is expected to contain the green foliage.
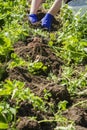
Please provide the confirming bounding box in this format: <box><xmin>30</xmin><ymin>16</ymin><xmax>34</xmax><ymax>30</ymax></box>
<box><xmin>58</xmin><ymin>100</ymin><xmax>68</xmax><ymax>111</ymax></box>
<box><xmin>43</xmin><ymin>89</ymin><xmax>52</xmax><ymax>100</ymax></box>
<box><xmin>0</xmin><ymin>0</ymin><xmax>29</xmax><ymax>63</ymax></box>
<box><xmin>60</xmin><ymin>65</ymin><xmax>87</xmax><ymax>95</ymax></box>
<box><xmin>42</xmin><ymin>0</ymin><xmax>54</xmax><ymax>9</ymax></box>
<box><xmin>0</xmin><ymin>102</ymin><xmax>16</xmax><ymax>128</ymax></box>
<box><xmin>57</xmin><ymin>4</ymin><xmax>87</xmax><ymax>64</ymax></box>
<box><xmin>0</xmin><ymin>79</ymin><xmax>47</xmax><ymax>128</ymax></box>
<box><xmin>0</xmin><ymin>0</ymin><xmax>27</xmax><ymax>26</ymax></box>
<box><xmin>54</xmin><ymin>112</ymin><xmax>68</xmax><ymax>126</ymax></box>
<box><xmin>8</xmin><ymin>54</ymin><xmax>48</xmax><ymax>75</ymax></box>
<box><xmin>28</xmin><ymin>61</ymin><xmax>48</xmax><ymax>75</ymax></box>
<box><xmin>0</xmin><ymin>34</ymin><xmax>13</xmax><ymax>62</ymax></box>
<box><xmin>8</xmin><ymin>53</ymin><xmax>26</xmax><ymax>69</ymax></box>
<box><xmin>0</xmin><ymin>79</ymin><xmax>46</xmax><ymax>111</ymax></box>
<box><xmin>0</xmin><ymin>122</ymin><xmax>9</xmax><ymax>129</ymax></box>
<box><xmin>47</xmin><ymin>72</ymin><xmax>58</xmax><ymax>83</ymax></box>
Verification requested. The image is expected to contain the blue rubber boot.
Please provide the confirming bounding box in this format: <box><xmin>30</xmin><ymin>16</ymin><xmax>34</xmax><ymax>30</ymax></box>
<box><xmin>28</xmin><ymin>14</ymin><xmax>38</xmax><ymax>24</ymax></box>
<box><xmin>41</xmin><ymin>13</ymin><xmax>54</xmax><ymax>30</ymax></box>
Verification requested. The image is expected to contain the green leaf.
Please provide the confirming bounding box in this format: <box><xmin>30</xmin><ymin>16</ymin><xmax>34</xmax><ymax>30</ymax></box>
<box><xmin>0</xmin><ymin>122</ymin><xmax>8</xmax><ymax>129</ymax></box>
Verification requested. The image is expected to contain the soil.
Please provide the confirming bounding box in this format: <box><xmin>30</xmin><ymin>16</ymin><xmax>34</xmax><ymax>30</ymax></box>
<box><xmin>6</xmin><ymin>36</ymin><xmax>87</xmax><ymax>130</ymax></box>
<box><xmin>5</xmin><ymin>7</ymin><xmax>87</xmax><ymax>130</ymax></box>
<box><xmin>7</xmin><ymin>37</ymin><xmax>71</xmax><ymax>130</ymax></box>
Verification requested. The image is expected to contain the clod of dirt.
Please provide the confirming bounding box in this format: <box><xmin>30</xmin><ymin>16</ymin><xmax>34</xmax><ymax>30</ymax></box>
<box><xmin>17</xmin><ymin>117</ymin><xmax>41</xmax><ymax>130</ymax></box>
<box><xmin>76</xmin><ymin>125</ymin><xmax>87</xmax><ymax>130</ymax></box>
<box><xmin>17</xmin><ymin>101</ymin><xmax>44</xmax><ymax>121</ymax></box>
<box><xmin>7</xmin><ymin>66</ymin><xmax>71</xmax><ymax>105</ymax></box>
<box><xmin>7</xmin><ymin>67</ymin><xmax>32</xmax><ymax>83</ymax></box>
<box><xmin>13</xmin><ymin>37</ymin><xmax>63</xmax><ymax>76</ymax></box>
<box><xmin>64</xmin><ymin>107</ymin><xmax>87</xmax><ymax>128</ymax></box>
<box><xmin>17</xmin><ymin>102</ymin><xmax>56</xmax><ymax>130</ymax></box>
<box><xmin>17</xmin><ymin>116</ymin><xmax>55</xmax><ymax>130</ymax></box>
<box><xmin>40</xmin><ymin>122</ymin><xmax>55</xmax><ymax>130</ymax></box>
<box><xmin>40</xmin><ymin>83</ymin><xmax>71</xmax><ymax>104</ymax></box>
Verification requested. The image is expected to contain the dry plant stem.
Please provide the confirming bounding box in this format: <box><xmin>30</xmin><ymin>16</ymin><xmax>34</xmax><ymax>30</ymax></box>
<box><xmin>38</xmin><ymin>119</ymin><xmax>59</xmax><ymax>123</ymax></box>
<box><xmin>77</xmin><ymin>89</ymin><xmax>87</xmax><ymax>96</ymax></box>
<box><xmin>72</xmin><ymin>100</ymin><xmax>87</xmax><ymax>108</ymax></box>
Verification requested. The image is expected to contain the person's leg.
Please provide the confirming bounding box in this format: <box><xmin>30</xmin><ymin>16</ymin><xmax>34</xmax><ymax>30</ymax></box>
<box><xmin>30</xmin><ymin>0</ymin><xmax>42</xmax><ymax>14</ymax></box>
<box><xmin>48</xmin><ymin>0</ymin><xmax>67</xmax><ymax>16</ymax></box>
<box><xmin>29</xmin><ymin>0</ymin><xmax>42</xmax><ymax>24</ymax></box>
<box><xmin>41</xmin><ymin>0</ymin><xmax>67</xmax><ymax>29</ymax></box>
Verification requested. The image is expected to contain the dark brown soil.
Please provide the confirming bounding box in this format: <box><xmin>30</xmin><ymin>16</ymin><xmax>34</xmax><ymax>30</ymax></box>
<box><xmin>6</xmin><ymin>37</ymin><xmax>67</xmax><ymax>130</ymax></box>
<box><xmin>13</xmin><ymin>37</ymin><xmax>62</xmax><ymax>75</ymax></box>
<box><xmin>76</xmin><ymin>125</ymin><xmax>87</xmax><ymax>130</ymax></box>
<box><xmin>4</xmin><ymin>5</ymin><xmax>87</xmax><ymax>129</ymax></box>
<box><xmin>64</xmin><ymin>107</ymin><xmax>87</xmax><ymax>127</ymax></box>
<box><xmin>17</xmin><ymin>117</ymin><xmax>41</xmax><ymax>130</ymax></box>
<box><xmin>6</xmin><ymin>35</ymin><xmax>87</xmax><ymax>130</ymax></box>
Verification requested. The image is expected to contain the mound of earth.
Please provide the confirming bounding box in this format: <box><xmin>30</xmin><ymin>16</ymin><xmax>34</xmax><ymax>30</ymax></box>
<box><xmin>63</xmin><ymin>106</ymin><xmax>87</xmax><ymax>129</ymax></box>
<box><xmin>7</xmin><ymin>36</ymin><xmax>71</xmax><ymax>101</ymax></box>
<box><xmin>6</xmin><ymin>37</ymin><xmax>87</xmax><ymax>130</ymax></box>
<box><xmin>13</xmin><ymin>37</ymin><xmax>63</xmax><ymax>75</ymax></box>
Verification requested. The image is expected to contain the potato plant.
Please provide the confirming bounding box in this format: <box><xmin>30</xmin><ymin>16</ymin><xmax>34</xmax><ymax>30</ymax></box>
<box><xmin>0</xmin><ymin>0</ymin><xmax>87</xmax><ymax>130</ymax></box>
